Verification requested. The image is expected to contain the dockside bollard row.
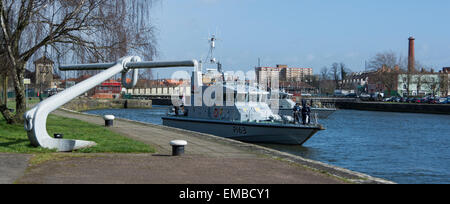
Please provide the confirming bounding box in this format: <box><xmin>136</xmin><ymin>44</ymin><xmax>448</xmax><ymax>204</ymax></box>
<box><xmin>24</xmin><ymin>56</ymin><xmax>198</xmax><ymax>152</ymax></box>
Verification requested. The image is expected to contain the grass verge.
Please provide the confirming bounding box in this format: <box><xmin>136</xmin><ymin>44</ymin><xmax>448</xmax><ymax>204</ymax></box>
<box><xmin>0</xmin><ymin>113</ymin><xmax>155</xmax><ymax>154</ymax></box>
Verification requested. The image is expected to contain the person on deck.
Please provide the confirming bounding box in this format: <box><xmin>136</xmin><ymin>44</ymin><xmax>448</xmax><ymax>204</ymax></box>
<box><xmin>304</xmin><ymin>104</ymin><xmax>311</xmax><ymax>124</ymax></box>
<box><xmin>293</xmin><ymin>103</ymin><xmax>301</xmax><ymax>124</ymax></box>
<box><xmin>301</xmin><ymin>100</ymin><xmax>310</xmax><ymax>125</ymax></box>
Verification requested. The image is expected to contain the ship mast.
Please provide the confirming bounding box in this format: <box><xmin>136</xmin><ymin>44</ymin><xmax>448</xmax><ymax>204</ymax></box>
<box><xmin>206</xmin><ymin>34</ymin><xmax>223</xmax><ymax>73</ymax></box>
<box><xmin>207</xmin><ymin>35</ymin><xmax>217</xmax><ymax>64</ymax></box>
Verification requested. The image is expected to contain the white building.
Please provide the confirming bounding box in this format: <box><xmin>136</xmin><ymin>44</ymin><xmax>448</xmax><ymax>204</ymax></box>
<box><xmin>341</xmin><ymin>71</ymin><xmax>372</xmax><ymax>94</ymax></box>
<box><xmin>342</xmin><ymin>72</ymin><xmax>370</xmax><ymax>87</ymax></box>
<box><xmin>398</xmin><ymin>73</ymin><xmax>441</xmax><ymax>97</ymax></box>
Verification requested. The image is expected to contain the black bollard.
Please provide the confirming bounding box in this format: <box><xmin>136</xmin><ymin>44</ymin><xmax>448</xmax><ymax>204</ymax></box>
<box><xmin>103</xmin><ymin>115</ymin><xmax>115</xmax><ymax>127</ymax></box>
<box><xmin>170</xmin><ymin>140</ymin><xmax>188</xmax><ymax>156</ymax></box>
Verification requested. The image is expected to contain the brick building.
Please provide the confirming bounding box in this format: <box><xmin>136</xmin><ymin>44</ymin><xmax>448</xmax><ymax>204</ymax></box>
<box><xmin>255</xmin><ymin>64</ymin><xmax>313</xmax><ymax>85</ymax></box>
<box><xmin>34</xmin><ymin>56</ymin><xmax>54</xmax><ymax>92</ymax></box>
<box><xmin>91</xmin><ymin>79</ymin><xmax>122</xmax><ymax>99</ymax></box>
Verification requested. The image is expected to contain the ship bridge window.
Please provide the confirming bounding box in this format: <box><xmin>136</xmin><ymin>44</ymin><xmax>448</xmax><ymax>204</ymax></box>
<box><xmin>225</xmin><ymin>93</ymin><xmax>234</xmax><ymax>104</ymax></box>
<box><xmin>236</xmin><ymin>93</ymin><xmax>246</xmax><ymax>103</ymax></box>
<box><xmin>260</xmin><ymin>94</ymin><xmax>267</xmax><ymax>103</ymax></box>
<box><xmin>249</xmin><ymin>93</ymin><xmax>257</xmax><ymax>102</ymax></box>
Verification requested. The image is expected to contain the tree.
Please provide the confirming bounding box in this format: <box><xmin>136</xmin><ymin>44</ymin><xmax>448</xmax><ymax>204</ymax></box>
<box><xmin>422</xmin><ymin>75</ymin><xmax>439</xmax><ymax>97</ymax></box>
<box><xmin>0</xmin><ymin>0</ymin><xmax>157</xmax><ymax>124</ymax></box>
<box><xmin>320</xmin><ymin>66</ymin><xmax>329</xmax><ymax>80</ymax></box>
<box><xmin>439</xmin><ymin>73</ymin><xmax>449</xmax><ymax>97</ymax></box>
<box><xmin>330</xmin><ymin>63</ymin><xmax>340</xmax><ymax>88</ymax></box>
<box><xmin>318</xmin><ymin>66</ymin><xmax>336</xmax><ymax>96</ymax></box>
<box><xmin>319</xmin><ymin>80</ymin><xmax>335</xmax><ymax>96</ymax></box>
<box><xmin>318</xmin><ymin>66</ymin><xmax>334</xmax><ymax>95</ymax></box>
<box><xmin>0</xmin><ymin>45</ymin><xmax>11</xmax><ymax>111</ymax></box>
<box><xmin>367</xmin><ymin>51</ymin><xmax>399</xmax><ymax>71</ymax></box>
<box><xmin>327</xmin><ymin>62</ymin><xmax>352</xmax><ymax>90</ymax></box>
<box><xmin>414</xmin><ymin>68</ymin><xmax>438</xmax><ymax>97</ymax></box>
<box><xmin>367</xmin><ymin>52</ymin><xmax>405</xmax><ymax>97</ymax></box>
<box><xmin>339</xmin><ymin>63</ymin><xmax>355</xmax><ymax>90</ymax></box>
<box><xmin>340</xmin><ymin>63</ymin><xmax>348</xmax><ymax>83</ymax></box>
<box><xmin>371</xmin><ymin>67</ymin><xmax>400</xmax><ymax>97</ymax></box>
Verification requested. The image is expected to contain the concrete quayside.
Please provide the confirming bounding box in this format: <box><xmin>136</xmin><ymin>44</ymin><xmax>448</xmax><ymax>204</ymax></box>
<box><xmin>39</xmin><ymin>108</ymin><xmax>394</xmax><ymax>184</ymax></box>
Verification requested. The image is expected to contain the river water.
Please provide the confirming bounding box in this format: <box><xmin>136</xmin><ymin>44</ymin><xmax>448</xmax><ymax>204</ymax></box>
<box><xmin>85</xmin><ymin>107</ymin><xmax>450</xmax><ymax>184</ymax></box>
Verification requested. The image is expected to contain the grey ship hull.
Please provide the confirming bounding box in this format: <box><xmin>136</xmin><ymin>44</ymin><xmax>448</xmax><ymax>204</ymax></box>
<box><xmin>162</xmin><ymin>116</ymin><xmax>322</xmax><ymax>145</ymax></box>
<box><xmin>278</xmin><ymin>108</ymin><xmax>336</xmax><ymax>119</ymax></box>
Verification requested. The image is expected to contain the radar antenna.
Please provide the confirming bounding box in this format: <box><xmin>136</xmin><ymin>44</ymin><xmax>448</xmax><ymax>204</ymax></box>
<box><xmin>207</xmin><ymin>34</ymin><xmax>218</xmax><ymax>65</ymax></box>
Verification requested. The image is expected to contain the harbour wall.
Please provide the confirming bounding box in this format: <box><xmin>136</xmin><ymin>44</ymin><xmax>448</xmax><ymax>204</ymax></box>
<box><xmin>63</xmin><ymin>98</ymin><xmax>152</xmax><ymax>112</ymax></box>
<box><xmin>335</xmin><ymin>102</ymin><xmax>450</xmax><ymax>115</ymax></box>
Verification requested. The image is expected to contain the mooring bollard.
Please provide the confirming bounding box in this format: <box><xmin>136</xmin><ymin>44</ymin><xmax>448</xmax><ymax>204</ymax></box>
<box><xmin>103</xmin><ymin>115</ymin><xmax>115</xmax><ymax>127</ymax></box>
<box><xmin>170</xmin><ymin>140</ymin><xmax>188</xmax><ymax>156</ymax></box>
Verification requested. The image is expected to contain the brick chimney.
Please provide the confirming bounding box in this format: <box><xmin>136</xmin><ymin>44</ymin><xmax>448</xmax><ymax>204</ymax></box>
<box><xmin>408</xmin><ymin>37</ymin><xmax>415</xmax><ymax>73</ymax></box>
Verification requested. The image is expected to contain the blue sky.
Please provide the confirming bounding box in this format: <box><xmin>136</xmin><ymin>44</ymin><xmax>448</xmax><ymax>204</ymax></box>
<box><xmin>150</xmin><ymin>0</ymin><xmax>450</xmax><ymax>78</ymax></box>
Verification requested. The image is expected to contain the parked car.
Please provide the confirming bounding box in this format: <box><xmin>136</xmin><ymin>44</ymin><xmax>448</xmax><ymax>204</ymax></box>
<box><xmin>409</xmin><ymin>98</ymin><xmax>421</xmax><ymax>103</ymax></box>
<box><xmin>359</xmin><ymin>94</ymin><xmax>371</xmax><ymax>98</ymax></box>
<box><xmin>429</xmin><ymin>97</ymin><xmax>440</xmax><ymax>104</ymax></box>
<box><xmin>369</xmin><ymin>93</ymin><xmax>384</xmax><ymax>101</ymax></box>
<box><xmin>44</xmin><ymin>88</ymin><xmax>58</xmax><ymax>96</ymax></box>
<box><xmin>346</xmin><ymin>93</ymin><xmax>357</xmax><ymax>98</ymax></box>
<box><xmin>391</xmin><ymin>97</ymin><xmax>401</xmax><ymax>102</ymax></box>
<box><xmin>421</xmin><ymin>97</ymin><xmax>430</xmax><ymax>103</ymax></box>
<box><xmin>359</xmin><ymin>94</ymin><xmax>371</xmax><ymax>101</ymax></box>
<box><xmin>406</xmin><ymin>97</ymin><xmax>419</xmax><ymax>103</ymax></box>
<box><xmin>383</xmin><ymin>96</ymin><xmax>398</xmax><ymax>102</ymax></box>
<box><xmin>439</xmin><ymin>97</ymin><xmax>449</xmax><ymax>104</ymax></box>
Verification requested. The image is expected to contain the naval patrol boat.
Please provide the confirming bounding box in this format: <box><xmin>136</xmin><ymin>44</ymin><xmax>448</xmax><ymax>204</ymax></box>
<box><xmin>162</xmin><ymin>36</ymin><xmax>324</xmax><ymax>145</ymax></box>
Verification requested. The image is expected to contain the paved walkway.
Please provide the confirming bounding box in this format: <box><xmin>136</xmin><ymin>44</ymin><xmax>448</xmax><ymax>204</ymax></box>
<box><xmin>0</xmin><ymin>154</ymin><xmax>31</xmax><ymax>184</ymax></box>
<box><xmin>16</xmin><ymin>109</ymin><xmax>345</xmax><ymax>184</ymax></box>
<box><xmin>17</xmin><ymin>154</ymin><xmax>343</xmax><ymax>184</ymax></box>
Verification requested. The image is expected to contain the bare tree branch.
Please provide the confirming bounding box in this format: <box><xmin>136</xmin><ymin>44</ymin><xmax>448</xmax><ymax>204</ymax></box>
<box><xmin>0</xmin><ymin>0</ymin><xmax>159</xmax><ymax>124</ymax></box>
